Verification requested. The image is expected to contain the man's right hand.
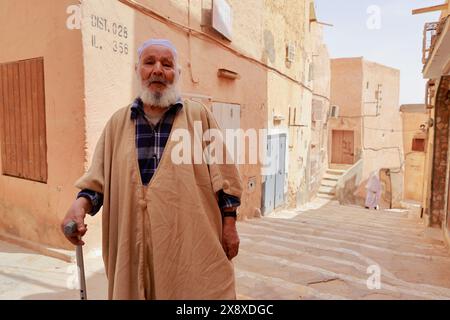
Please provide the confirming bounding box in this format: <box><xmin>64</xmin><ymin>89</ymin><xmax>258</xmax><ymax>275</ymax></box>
<box><xmin>61</xmin><ymin>197</ymin><xmax>91</xmax><ymax>246</ymax></box>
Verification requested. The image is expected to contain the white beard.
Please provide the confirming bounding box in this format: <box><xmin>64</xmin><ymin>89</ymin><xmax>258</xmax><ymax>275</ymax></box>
<box><xmin>139</xmin><ymin>79</ymin><xmax>180</xmax><ymax>109</ymax></box>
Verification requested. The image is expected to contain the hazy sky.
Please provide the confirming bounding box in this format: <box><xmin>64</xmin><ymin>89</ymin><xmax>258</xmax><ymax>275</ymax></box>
<box><xmin>314</xmin><ymin>0</ymin><xmax>441</xmax><ymax>105</ymax></box>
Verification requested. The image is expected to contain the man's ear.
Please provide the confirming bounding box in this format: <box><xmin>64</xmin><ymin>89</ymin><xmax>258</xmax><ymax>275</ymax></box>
<box><xmin>135</xmin><ymin>62</ymin><xmax>142</xmax><ymax>80</ymax></box>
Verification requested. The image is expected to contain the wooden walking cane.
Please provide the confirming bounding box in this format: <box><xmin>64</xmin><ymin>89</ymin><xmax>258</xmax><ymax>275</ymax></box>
<box><xmin>64</xmin><ymin>221</ymin><xmax>87</xmax><ymax>300</ymax></box>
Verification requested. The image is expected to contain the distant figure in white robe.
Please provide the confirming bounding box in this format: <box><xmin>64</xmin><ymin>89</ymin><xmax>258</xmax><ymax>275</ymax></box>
<box><xmin>365</xmin><ymin>170</ymin><xmax>381</xmax><ymax>210</ymax></box>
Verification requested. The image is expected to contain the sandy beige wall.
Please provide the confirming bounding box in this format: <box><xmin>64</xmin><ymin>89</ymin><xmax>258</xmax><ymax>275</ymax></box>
<box><xmin>0</xmin><ymin>0</ymin><xmax>85</xmax><ymax>249</ymax></box>
<box><xmin>329</xmin><ymin>58</ymin><xmax>364</xmax><ymax>164</ymax></box>
<box><xmin>137</xmin><ymin>0</ymin><xmax>266</xmax><ymax>61</ymax></box>
<box><xmin>263</xmin><ymin>0</ymin><xmax>310</xmax><ymax>82</ymax></box>
<box><xmin>330</xmin><ymin>58</ymin><xmax>364</xmax><ymax>118</ymax></box>
<box><xmin>329</xmin><ymin>58</ymin><xmax>404</xmax><ymax>206</ymax></box>
<box><xmin>330</xmin><ymin>58</ymin><xmax>403</xmax><ymax>181</ymax></box>
<box><xmin>402</xmin><ymin>112</ymin><xmax>428</xmax><ymax>201</ymax></box>
<box><xmin>263</xmin><ymin>0</ymin><xmax>320</xmax><ymax>206</ymax></box>
<box><xmin>267</xmin><ymin>75</ymin><xmax>311</xmax><ymax>207</ymax></box>
<box><xmin>361</xmin><ymin>61</ymin><xmax>403</xmax><ymax>181</ymax></box>
<box><xmin>80</xmin><ymin>0</ymin><xmax>267</xmax><ymax>220</ymax></box>
<box><xmin>309</xmin><ymin>22</ymin><xmax>331</xmax><ymax>197</ymax></box>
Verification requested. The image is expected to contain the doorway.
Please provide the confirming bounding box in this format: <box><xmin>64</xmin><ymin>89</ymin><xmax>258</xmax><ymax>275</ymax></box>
<box><xmin>262</xmin><ymin>134</ymin><xmax>287</xmax><ymax>214</ymax></box>
<box><xmin>331</xmin><ymin>130</ymin><xmax>355</xmax><ymax>164</ymax></box>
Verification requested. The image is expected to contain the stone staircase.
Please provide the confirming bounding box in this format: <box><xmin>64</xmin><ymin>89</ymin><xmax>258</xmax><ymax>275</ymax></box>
<box><xmin>317</xmin><ymin>168</ymin><xmax>346</xmax><ymax>200</ymax></box>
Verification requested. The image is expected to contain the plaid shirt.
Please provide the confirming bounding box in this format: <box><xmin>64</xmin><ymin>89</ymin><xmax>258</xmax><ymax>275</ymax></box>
<box><xmin>78</xmin><ymin>98</ymin><xmax>240</xmax><ymax>216</ymax></box>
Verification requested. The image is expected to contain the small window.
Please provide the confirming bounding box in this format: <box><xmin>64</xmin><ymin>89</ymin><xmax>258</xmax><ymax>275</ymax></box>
<box><xmin>0</xmin><ymin>57</ymin><xmax>47</xmax><ymax>183</ymax></box>
<box><xmin>412</xmin><ymin>138</ymin><xmax>425</xmax><ymax>152</ymax></box>
<box><xmin>330</xmin><ymin>105</ymin><xmax>339</xmax><ymax>118</ymax></box>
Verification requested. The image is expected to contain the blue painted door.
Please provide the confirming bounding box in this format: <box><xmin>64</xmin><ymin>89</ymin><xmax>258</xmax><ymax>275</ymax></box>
<box><xmin>275</xmin><ymin>134</ymin><xmax>286</xmax><ymax>208</ymax></box>
<box><xmin>262</xmin><ymin>134</ymin><xmax>286</xmax><ymax>214</ymax></box>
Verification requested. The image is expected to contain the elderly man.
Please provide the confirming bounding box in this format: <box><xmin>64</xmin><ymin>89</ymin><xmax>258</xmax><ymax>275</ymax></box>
<box><xmin>61</xmin><ymin>39</ymin><xmax>243</xmax><ymax>300</ymax></box>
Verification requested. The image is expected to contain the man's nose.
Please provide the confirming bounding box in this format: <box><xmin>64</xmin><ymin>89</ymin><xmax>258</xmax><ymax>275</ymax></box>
<box><xmin>152</xmin><ymin>61</ymin><xmax>164</xmax><ymax>76</ymax></box>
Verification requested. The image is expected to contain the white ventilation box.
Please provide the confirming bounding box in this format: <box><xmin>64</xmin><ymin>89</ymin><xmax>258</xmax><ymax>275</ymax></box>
<box><xmin>286</xmin><ymin>42</ymin><xmax>296</xmax><ymax>63</ymax></box>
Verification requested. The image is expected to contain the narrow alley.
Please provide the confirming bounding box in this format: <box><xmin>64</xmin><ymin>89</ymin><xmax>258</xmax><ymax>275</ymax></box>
<box><xmin>1</xmin><ymin>200</ymin><xmax>450</xmax><ymax>300</ymax></box>
<box><xmin>234</xmin><ymin>201</ymin><xmax>450</xmax><ymax>300</ymax></box>
<box><xmin>1</xmin><ymin>0</ymin><xmax>450</xmax><ymax>304</ymax></box>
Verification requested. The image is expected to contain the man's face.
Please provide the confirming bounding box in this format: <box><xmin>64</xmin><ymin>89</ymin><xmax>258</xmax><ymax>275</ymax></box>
<box><xmin>138</xmin><ymin>45</ymin><xmax>176</xmax><ymax>98</ymax></box>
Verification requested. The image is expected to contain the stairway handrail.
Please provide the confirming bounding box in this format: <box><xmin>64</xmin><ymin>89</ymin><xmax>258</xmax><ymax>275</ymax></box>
<box><xmin>336</xmin><ymin>159</ymin><xmax>364</xmax><ymax>190</ymax></box>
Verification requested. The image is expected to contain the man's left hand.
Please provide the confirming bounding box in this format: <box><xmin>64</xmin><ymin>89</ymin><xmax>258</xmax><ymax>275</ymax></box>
<box><xmin>222</xmin><ymin>217</ymin><xmax>240</xmax><ymax>260</ymax></box>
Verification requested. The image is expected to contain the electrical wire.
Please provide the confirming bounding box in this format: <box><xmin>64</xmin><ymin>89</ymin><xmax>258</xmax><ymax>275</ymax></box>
<box><xmin>118</xmin><ymin>0</ymin><xmax>319</xmax><ymax>94</ymax></box>
<box><xmin>363</xmin><ymin>126</ymin><xmax>426</xmax><ymax>133</ymax></box>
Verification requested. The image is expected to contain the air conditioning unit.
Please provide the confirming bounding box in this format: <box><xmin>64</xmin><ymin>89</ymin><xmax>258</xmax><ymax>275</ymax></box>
<box><xmin>286</xmin><ymin>42</ymin><xmax>296</xmax><ymax>63</ymax></box>
<box><xmin>329</xmin><ymin>105</ymin><xmax>339</xmax><ymax>118</ymax></box>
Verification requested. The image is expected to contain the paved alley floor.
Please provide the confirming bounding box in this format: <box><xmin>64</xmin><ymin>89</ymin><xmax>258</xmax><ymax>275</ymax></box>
<box><xmin>0</xmin><ymin>240</ymin><xmax>107</xmax><ymax>299</ymax></box>
<box><xmin>1</xmin><ymin>200</ymin><xmax>450</xmax><ymax>299</ymax></box>
<box><xmin>234</xmin><ymin>200</ymin><xmax>450</xmax><ymax>300</ymax></box>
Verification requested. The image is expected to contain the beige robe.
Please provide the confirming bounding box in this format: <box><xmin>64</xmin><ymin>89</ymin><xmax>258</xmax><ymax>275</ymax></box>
<box><xmin>75</xmin><ymin>99</ymin><xmax>243</xmax><ymax>300</ymax></box>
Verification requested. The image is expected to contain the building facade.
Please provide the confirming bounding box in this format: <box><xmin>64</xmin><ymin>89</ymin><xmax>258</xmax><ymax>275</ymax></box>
<box><xmin>400</xmin><ymin>104</ymin><xmax>429</xmax><ymax>203</ymax></box>
<box><xmin>0</xmin><ymin>0</ymin><xmax>330</xmax><ymax>250</ymax></box>
<box><xmin>328</xmin><ymin>57</ymin><xmax>404</xmax><ymax>208</ymax></box>
<box><xmin>260</xmin><ymin>0</ymin><xmax>330</xmax><ymax>213</ymax></box>
<box><xmin>416</xmin><ymin>1</ymin><xmax>450</xmax><ymax>244</ymax></box>
<box><xmin>308</xmin><ymin>22</ymin><xmax>331</xmax><ymax>201</ymax></box>
<box><xmin>0</xmin><ymin>0</ymin><xmax>86</xmax><ymax>250</ymax></box>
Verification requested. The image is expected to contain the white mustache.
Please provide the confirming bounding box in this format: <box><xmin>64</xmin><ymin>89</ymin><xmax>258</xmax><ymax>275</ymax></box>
<box><xmin>145</xmin><ymin>76</ymin><xmax>168</xmax><ymax>86</ymax></box>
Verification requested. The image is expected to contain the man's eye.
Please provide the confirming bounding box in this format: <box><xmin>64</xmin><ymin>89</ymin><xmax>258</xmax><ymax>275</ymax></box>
<box><xmin>145</xmin><ymin>60</ymin><xmax>155</xmax><ymax>65</ymax></box>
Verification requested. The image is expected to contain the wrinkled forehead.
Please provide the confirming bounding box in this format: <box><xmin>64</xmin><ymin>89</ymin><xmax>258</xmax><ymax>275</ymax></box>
<box><xmin>138</xmin><ymin>39</ymin><xmax>177</xmax><ymax>61</ymax></box>
<box><xmin>139</xmin><ymin>45</ymin><xmax>176</xmax><ymax>63</ymax></box>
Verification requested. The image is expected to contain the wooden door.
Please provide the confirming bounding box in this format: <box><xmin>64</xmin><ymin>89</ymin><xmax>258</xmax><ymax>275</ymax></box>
<box><xmin>331</xmin><ymin>130</ymin><xmax>354</xmax><ymax>164</ymax></box>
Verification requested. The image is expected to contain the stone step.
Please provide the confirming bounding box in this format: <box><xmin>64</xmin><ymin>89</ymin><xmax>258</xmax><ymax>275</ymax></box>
<box><xmin>321</xmin><ymin>179</ymin><xmax>338</xmax><ymax>187</ymax></box>
<box><xmin>329</xmin><ymin>164</ymin><xmax>352</xmax><ymax>171</ymax></box>
<box><xmin>318</xmin><ymin>186</ymin><xmax>336</xmax><ymax>195</ymax></box>
<box><xmin>326</xmin><ymin>169</ymin><xmax>346</xmax><ymax>176</ymax></box>
<box><xmin>317</xmin><ymin>194</ymin><xmax>335</xmax><ymax>200</ymax></box>
<box><xmin>323</xmin><ymin>173</ymin><xmax>340</xmax><ymax>181</ymax></box>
